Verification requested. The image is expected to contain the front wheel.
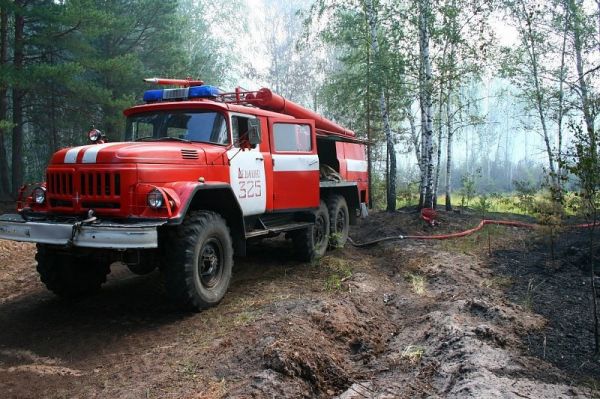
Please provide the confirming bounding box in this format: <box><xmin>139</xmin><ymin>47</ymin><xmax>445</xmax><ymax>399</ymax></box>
<box><xmin>162</xmin><ymin>211</ymin><xmax>233</xmax><ymax>311</ymax></box>
<box><xmin>35</xmin><ymin>245</ymin><xmax>111</xmax><ymax>298</ymax></box>
<box><xmin>292</xmin><ymin>201</ymin><xmax>330</xmax><ymax>262</ymax></box>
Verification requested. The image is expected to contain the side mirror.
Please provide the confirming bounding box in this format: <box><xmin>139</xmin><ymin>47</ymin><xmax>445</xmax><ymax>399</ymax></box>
<box><xmin>248</xmin><ymin>119</ymin><xmax>261</xmax><ymax>146</ymax></box>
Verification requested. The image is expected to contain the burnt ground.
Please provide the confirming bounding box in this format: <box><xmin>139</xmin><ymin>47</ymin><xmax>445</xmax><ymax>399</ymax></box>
<box><xmin>0</xmin><ymin>209</ymin><xmax>598</xmax><ymax>398</ymax></box>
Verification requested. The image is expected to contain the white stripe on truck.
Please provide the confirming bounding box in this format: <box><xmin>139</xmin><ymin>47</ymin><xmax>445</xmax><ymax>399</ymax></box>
<box><xmin>272</xmin><ymin>154</ymin><xmax>319</xmax><ymax>172</ymax></box>
<box><xmin>346</xmin><ymin>159</ymin><xmax>368</xmax><ymax>172</ymax></box>
<box><xmin>64</xmin><ymin>146</ymin><xmax>87</xmax><ymax>163</ymax></box>
<box><xmin>82</xmin><ymin>143</ymin><xmax>123</xmax><ymax>163</ymax></box>
<box><xmin>64</xmin><ymin>143</ymin><xmax>122</xmax><ymax>164</ymax></box>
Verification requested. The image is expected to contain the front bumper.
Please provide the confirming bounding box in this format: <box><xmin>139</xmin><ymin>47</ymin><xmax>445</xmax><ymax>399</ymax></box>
<box><xmin>0</xmin><ymin>214</ymin><xmax>166</xmax><ymax>249</ymax></box>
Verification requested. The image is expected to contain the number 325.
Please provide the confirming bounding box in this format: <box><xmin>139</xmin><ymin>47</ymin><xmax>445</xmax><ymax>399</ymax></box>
<box><xmin>239</xmin><ymin>180</ymin><xmax>262</xmax><ymax>198</ymax></box>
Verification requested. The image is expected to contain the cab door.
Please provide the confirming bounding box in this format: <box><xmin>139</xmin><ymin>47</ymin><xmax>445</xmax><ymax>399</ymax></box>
<box><xmin>269</xmin><ymin>118</ymin><xmax>319</xmax><ymax>211</ymax></box>
<box><xmin>227</xmin><ymin>113</ymin><xmax>267</xmax><ymax>216</ymax></box>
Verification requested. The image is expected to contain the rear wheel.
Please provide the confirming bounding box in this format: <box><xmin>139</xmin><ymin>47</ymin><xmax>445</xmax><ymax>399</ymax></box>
<box><xmin>292</xmin><ymin>201</ymin><xmax>330</xmax><ymax>262</ymax></box>
<box><xmin>327</xmin><ymin>195</ymin><xmax>349</xmax><ymax>248</ymax></box>
<box><xmin>162</xmin><ymin>211</ymin><xmax>233</xmax><ymax>311</ymax></box>
<box><xmin>35</xmin><ymin>245</ymin><xmax>111</xmax><ymax>298</ymax></box>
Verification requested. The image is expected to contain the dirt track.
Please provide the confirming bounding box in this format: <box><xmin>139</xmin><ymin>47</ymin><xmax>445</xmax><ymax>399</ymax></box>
<box><xmin>0</xmin><ymin>211</ymin><xmax>598</xmax><ymax>398</ymax></box>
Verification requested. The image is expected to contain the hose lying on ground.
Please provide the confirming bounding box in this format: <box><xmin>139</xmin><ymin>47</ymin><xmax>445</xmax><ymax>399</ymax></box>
<box><xmin>347</xmin><ymin>219</ymin><xmax>600</xmax><ymax>248</ymax></box>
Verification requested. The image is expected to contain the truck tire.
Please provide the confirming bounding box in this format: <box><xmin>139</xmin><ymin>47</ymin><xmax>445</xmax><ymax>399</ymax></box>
<box><xmin>327</xmin><ymin>195</ymin><xmax>349</xmax><ymax>248</ymax></box>
<box><xmin>35</xmin><ymin>245</ymin><xmax>110</xmax><ymax>298</ymax></box>
<box><xmin>162</xmin><ymin>211</ymin><xmax>233</xmax><ymax>311</ymax></box>
<box><xmin>292</xmin><ymin>201</ymin><xmax>330</xmax><ymax>262</ymax></box>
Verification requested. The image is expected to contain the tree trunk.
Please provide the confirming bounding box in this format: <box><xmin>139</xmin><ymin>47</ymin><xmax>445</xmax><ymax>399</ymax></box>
<box><xmin>569</xmin><ymin>0</ymin><xmax>596</xmax><ymax>145</ymax></box>
<box><xmin>405</xmin><ymin>107</ymin><xmax>421</xmax><ymax>171</ymax></box>
<box><xmin>0</xmin><ymin>6</ymin><xmax>10</xmax><ymax>197</ymax></box>
<box><xmin>418</xmin><ymin>0</ymin><xmax>434</xmax><ymax>209</ymax></box>
<box><xmin>365</xmin><ymin>36</ymin><xmax>373</xmax><ymax>208</ymax></box>
<box><xmin>555</xmin><ymin>3</ymin><xmax>569</xmax><ymax>202</ymax></box>
<box><xmin>12</xmin><ymin>3</ymin><xmax>24</xmax><ymax>196</ymax></box>
<box><xmin>433</xmin><ymin>86</ymin><xmax>444</xmax><ymax>208</ymax></box>
<box><xmin>366</xmin><ymin>0</ymin><xmax>396</xmax><ymax>212</ymax></box>
<box><xmin>445</xmin><ymin>87</ymin><xmax>454</xmax><ymax>211</ymax></box>
<box><xmin>518</xmin><ymin>0</ymin><xmax>559</xmax><ymax>190</ymax></box>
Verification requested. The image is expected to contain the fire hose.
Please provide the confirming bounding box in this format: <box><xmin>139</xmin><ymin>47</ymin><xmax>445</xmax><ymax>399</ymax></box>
<box><xmin>347</xmin><ymin>218</ymin><xmax>599</xmax><ymax>248</ymax></box>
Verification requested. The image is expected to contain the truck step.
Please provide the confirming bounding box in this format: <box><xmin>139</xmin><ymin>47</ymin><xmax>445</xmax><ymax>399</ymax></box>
<box><xmin>245</xmin><ymin>222</ymin><xmax>312</xmax><ymax>239</ymax></box>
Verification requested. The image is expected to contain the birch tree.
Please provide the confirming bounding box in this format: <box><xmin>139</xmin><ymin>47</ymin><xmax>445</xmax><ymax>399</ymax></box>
<box><xmin>504</xmin><ymin>0</ymin><xmax>564</xmax><ymax>195</ymax></box>
<box><xmin>418</xmin><ymin>0</ymin><xmax>435</xmax><ymax>209</ymax></box>
<box><xmin>366</xmin><ymin>0</ymin><xmax>397</xmax><ymax>211</ymax></box>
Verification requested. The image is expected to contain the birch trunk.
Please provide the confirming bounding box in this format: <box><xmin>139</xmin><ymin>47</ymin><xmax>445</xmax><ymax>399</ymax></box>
<box><xmin>569</xmin><ymin>0</ymin><xmax>596</xmax><ymax>144</ymax></box>
<box><xmin>418</xmin><ymin>0</ymin><xmax>435</xmax><ymax>209</ymax></box>
<box><xmin>366</xmin><ymin>0</ymin><xmax>396</xmax><ymax>211</ymax></box>
<box><xmin>555</xmin><ymin>3</ymin><xmax>569</xmax><ymax>197</ymax></box>
<box><xmin>518</xmin><ymin>0</ymin><xmax>559</xmax><ymax>189</ymax></box>
<box><xmin>405</xmin><ymin>107</ymin><xmax>421</xmax><ymax>171</ymax></box>
<box><xmin>445</xmin><ymin>69</ymin><xmax>455</xmax><ymax>211</ymax></box>
<box><xmin>433</xmin><ymin>87</ymin><xmax>444</xmax><ymax>208</ymax></box>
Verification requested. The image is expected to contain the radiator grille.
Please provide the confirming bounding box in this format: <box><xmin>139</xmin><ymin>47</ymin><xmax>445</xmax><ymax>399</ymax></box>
<box><xmin>46</xmin><ymin>170</ymin><xmax>121</xmax><ymax>210</ymax></box>
<box><xmin>47</xmin><ymin>172</ymin><xmax>74</xmax><ymax>195</ymax></box>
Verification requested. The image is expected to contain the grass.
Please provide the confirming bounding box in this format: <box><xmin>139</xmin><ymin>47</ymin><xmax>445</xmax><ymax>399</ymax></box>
<box><xmin>480</xmin><ymin>275</ymin><xmax>514</xmax><ymax>289</ymax></box>
<box><xmin>581</xmin><ymin>378</ymin><xmax>600</xmax><ymax>398</ymax></box>
<box><xmin>320</xmin><ymin>255</ymin><xmax>353</xmax><ymax>291</ymax></box>
<box><xmin>404</xmin><ymin>272</ymin><xmax>426</xmax><ymax>295</ymax></box>
<box><xmin>401</xmin><ymin>345</ymin><xmax>425</xmax><ymax>363</ymax></box>
<box><xmin>395</xmin><ymin>191</ymin><xmax>579</xmax><ymax>217</ymax></box>
<box><xmin>520</xmin><ymin>278</ymin><xmax>545</xmax><ymax>311</ymax></box>
<box><xmin>439</xmin><ymin>225</ymin><xmax>507</xmax><ymax>254</ymax></box>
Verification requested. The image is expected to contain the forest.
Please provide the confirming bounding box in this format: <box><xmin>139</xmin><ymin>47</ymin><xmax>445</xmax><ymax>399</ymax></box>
<box><xmin>0</xmin><ymin>0</ymin><xmax>596</xmax><ymax>211</ymax></box>
<box><xmin>0</xmin><ymin>0</ymin><xmax>600</xmax><ymax>398</ymax></box>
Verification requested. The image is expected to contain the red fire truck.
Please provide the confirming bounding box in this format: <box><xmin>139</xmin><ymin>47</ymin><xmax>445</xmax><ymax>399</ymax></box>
<box><xmin>0</xmin><ymin>78</ymin><xmax>369</xmax><ymax>310</ymax></box>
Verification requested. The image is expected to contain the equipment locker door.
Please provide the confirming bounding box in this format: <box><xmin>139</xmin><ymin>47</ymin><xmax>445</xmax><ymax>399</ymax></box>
<box><xmin>268</xmin><ymin>118</ymin><xmax>319</xmax><ymax>211</ymax></box>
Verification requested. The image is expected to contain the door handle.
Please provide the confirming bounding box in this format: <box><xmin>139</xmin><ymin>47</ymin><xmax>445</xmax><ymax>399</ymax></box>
<box><xmin>256</xmin><ymin>157</ymin><xmax>264</xmax><ymax>161</ymax></box>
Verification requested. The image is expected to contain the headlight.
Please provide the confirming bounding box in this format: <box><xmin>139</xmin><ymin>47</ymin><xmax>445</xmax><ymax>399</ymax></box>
<box><xmin>88</xmin><ymin>128</ymin><xmax>103</xmax><ymax>142</ymax></box>
<box><xmin>147</xmin><ymin>189</ymin><xmax>164</xmax><ymax>209</ymax></box>
<box><xmin>33</xmin><ymin>187</ymin><xmax>46</xmax><ymax>204</ymax></box>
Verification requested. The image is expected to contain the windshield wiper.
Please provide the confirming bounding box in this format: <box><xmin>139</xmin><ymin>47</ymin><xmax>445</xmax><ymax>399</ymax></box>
<box><xmin>135</xmin><ymin>136</ymin><xmax>191</xmax><ymax>143</ymax></box>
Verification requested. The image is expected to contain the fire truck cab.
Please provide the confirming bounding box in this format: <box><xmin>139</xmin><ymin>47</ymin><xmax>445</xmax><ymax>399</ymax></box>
<box><xmin>0</xmin><ymin>79</ymin><xmax>369</xmax><ymax>311</ymax></box>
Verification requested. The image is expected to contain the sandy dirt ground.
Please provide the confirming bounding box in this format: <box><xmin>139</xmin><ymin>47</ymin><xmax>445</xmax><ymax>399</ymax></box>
<box><xmin>0</xmin><ymin>210</ymin><xmax>598</xmax><ymax>398</ymax></box>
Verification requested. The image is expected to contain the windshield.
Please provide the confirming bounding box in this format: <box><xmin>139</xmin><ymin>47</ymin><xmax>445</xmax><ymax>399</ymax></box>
<box><xmin>125</xmin><ymin>110</ymin><xmax>229</xmax><ymax>145</ymax></box>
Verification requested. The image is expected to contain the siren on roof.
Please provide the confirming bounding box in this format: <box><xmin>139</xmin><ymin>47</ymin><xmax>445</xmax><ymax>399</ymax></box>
<box><xmin>142</xmin><ymin>85</ymin><xmax>221</xmax><ymax>102</ymax></box>
<box><xmin>142</xmin><ymin>77</ymin><xmax>220</xmax><ymax>103</ymax></box>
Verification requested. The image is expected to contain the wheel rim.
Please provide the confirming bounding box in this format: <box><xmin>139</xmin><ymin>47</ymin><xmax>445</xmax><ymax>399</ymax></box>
<box><xmin>198</xmin><ymin>238</ymin><xmax>223</xmax><ymax>289</ymax></box>
<box><xmin>335</xmin><ymin>208</ymin><xmax>346</xmax><ymax>233</ymax></box>
<box><xmin>314</xmin><ymin>214</ymin><xmax>326</xmax><ymax>247</ymax></box>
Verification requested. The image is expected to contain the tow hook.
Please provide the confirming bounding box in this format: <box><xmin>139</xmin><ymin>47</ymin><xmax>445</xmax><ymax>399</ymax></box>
<box><xmin>68</xmin><ymin>210</ymin><xmax>98</xmax><ymax>247</ymax></box>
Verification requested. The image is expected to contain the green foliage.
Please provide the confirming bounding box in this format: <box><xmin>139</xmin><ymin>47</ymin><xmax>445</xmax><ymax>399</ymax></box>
<box><xmin>564</xmin><ymin>124</ymin><xmax>600</xmax><ymax>220</ymax></box>
<box><xmin>513</xmin><ymin>179</ymin><xmax>537</xmax><ymax>215</ymax></box>
<box><xmin>474</xmin><ymin>194</ymin><xmax>491</xmax><ymax>218</ymax></box>
<box><xmin>396</xmin><ymin>180</ymin><xmax>420</xmax><ymax>208</ymax></box>
<box><xmin>459</xmin><ymin>171</ymin><xmax>478</xmax><ymax>208</ymax></box>
<box><xmin>1</xmin><ymin>0</ymin><xmax>237</xmax><ymax>185</ymax></box>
